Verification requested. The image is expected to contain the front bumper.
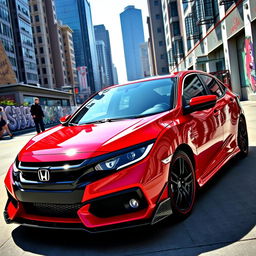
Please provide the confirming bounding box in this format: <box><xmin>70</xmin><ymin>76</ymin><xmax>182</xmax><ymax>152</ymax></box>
<box><xmin>4</xmin><ymin>149</ymin><xmax>172</xmax><ymax>231</ymax></box>
<box><xmin>4</xmin><ymin>186</ymin><xmax>172</xmax><ymax>232</ymax></box>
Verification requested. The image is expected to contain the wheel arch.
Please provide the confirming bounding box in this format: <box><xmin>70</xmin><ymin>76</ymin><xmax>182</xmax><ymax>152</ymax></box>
<box><xmin>174</xmin><ymin>144</ymin><xmax>195</xmax><ymax>170</ymax></box>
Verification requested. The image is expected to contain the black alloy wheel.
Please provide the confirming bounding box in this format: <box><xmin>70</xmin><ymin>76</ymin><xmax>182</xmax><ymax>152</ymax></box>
<box><xmin>169</xmin><ymin>151</ymin><xmax>196</xmax><ymax>218</ymax></box>
<box><xmin>238</xmin><ymin>116</ymin><xmax>249</xmax><ymax>157</ymax></box>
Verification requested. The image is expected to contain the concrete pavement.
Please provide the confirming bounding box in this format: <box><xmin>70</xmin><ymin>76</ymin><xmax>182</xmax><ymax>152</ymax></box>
<box><xmin>0</xmin><ymin>102</ymin><xmax>255</xmax><ymax>256</ymax></box>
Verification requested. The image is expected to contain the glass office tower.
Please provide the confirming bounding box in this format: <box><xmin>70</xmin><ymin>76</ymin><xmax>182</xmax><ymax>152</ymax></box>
<box><xmin>9</xmin><ymin>0</ymin><xmax>38</xmax><ymax>84</ymax></box>
<box><xmin>94</xmin><ymin>25</ymin><xmax>114</xmax><ymax>86</ymax></box>
<box><xmin>55</xmin><ymin>0</ymin><xmax>100</xmax><ymax>92</ymax></box>
<box><xmin>0</xmin><ymin>0</ymin><xmax>18</xmax><ymax>78</ymax></box>
<box><xmin>120</xmin><ymin>6</ymin><xmax>145</xmax><ymax>81</ymax></box>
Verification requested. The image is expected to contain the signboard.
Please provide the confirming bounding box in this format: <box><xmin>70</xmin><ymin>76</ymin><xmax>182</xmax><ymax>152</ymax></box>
<box><xmin>226</xmin><ymin>4</ymin><xmax>244</xmax><ymax>39</ymax></box>
<box><xmin>0</xmin><ymin>40</ymin><xmax>17</xmax><ymax>85</ymax></box>
<box><xmin>77</xmin><ymin>66</ymin><xmax>88</xmax><ymax>91</ymax></box>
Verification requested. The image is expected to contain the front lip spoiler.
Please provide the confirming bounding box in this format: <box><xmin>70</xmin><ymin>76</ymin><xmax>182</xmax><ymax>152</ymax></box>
<box><xmin>5</xmin><ymin>216</ymin><xmax>151</xmax><ymax>233</ymax></box>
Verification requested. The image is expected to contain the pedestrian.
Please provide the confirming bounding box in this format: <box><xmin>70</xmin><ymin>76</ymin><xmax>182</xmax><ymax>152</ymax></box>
<box><xmin>0</xmin><ymin>107</ymin><xmax>13</xmax><ymax>139</ymax></box>
<box><xmin>30</xmin><ymin>98</ymin><xmax>45</xmax><ymax>134</ymax></box>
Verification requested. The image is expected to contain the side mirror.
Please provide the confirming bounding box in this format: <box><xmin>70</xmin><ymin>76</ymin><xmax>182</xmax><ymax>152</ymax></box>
<box><xmin>60</xmin><ymin>114</ymin><xmax>71</xmax><ymax>124</ymax></box>
<box><xmin>183</xmin><ymin>95</ymin><xmax>217</xmax><ymax>115</ymax></box>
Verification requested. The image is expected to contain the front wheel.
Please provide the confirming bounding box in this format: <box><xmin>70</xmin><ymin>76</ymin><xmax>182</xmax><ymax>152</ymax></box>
<box><xmin>169</xmin><ymin>151</ymin><xmax>196</xmax><ymax>219</ymax></box>
<box><xmin>238</xmin><ymin>116</ymin><xmax>248</xmax><ymax>158</ymax></box>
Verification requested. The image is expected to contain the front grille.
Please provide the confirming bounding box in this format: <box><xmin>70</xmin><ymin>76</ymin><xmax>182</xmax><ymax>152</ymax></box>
<box><xmin>20</xmin><ymin>159</ymin><xmax>84</xmax><ymax>168</ymax></box>
<box><xmin>20</xmin><ymin>168</ymin><xmax>92</xmax><ymax>182</ymax></box>
<box><xmin>23</xmin><ymin>202</ymin><xmax>83</xmax><ymax>218</ymax></box>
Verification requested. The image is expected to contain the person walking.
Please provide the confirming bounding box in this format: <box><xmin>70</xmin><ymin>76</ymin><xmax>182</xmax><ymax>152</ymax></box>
<box><xmin>0</xmin><ymin>107</ymin><xmax>13</xmax><ymax>139</ymax></box>
<box><xmin>30</xmin><ymin>98</ymin><xmax>45</xmax><ymax>134</ymax></box>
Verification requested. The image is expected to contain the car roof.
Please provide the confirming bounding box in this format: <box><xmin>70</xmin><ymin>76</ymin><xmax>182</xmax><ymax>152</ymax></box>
<box><xmin>103</xmin><ymin>70</ymin><xmax>209</xmax><ymax>91</ymax></box>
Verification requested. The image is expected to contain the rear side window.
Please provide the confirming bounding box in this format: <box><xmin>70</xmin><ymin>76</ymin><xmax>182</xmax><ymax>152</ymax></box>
<box><xmin>183</xmin><ymin>74</ymin><xmax>207</xmax><ymax>105</ymax></box>
<box><xmin>200</xmin><ymin>75</ymin><xmax>224</xmax><ymax>98</ymax></box>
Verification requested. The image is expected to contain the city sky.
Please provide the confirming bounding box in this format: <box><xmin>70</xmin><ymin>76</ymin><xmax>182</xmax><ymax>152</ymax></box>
<box><xmin>90</xmin><ymin>0</ymin><xmax>149</xmax><ymax>83</ymax></box>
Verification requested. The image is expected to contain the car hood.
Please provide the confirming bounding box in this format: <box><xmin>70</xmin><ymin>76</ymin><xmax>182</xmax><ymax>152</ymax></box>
<box><xmin>18</xmin><ymin>112</ymin><xmax>172</xmax><ymax>162</ymax></box>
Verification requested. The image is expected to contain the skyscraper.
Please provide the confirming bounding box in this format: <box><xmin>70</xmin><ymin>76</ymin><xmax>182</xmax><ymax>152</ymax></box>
<box><xmin>9</xmin><ymin>0</ymin><xmax>38</xmax><ymax>85</ymax></box>
<box><xmin>147</xmin><ymin>0</ymin><xmax>168</xmax><ymax>75</ymax></box>
<box><xmin>0</xmin><ymin>0</ymin><xmax>20</xmax><ymax>81</ymax></box>
<box><xmin>55</xmin><ymin>0</ymin><xmax>101</xmax><ymax>93</ymax></box>
<box><xmin>59</xmin><ymin>24</ymin><xmax>78</xmax><ymax>87</ymax></box>
<box><xmin>120</xmin><ymin>6</ymin><xmax>145</xmax><ymax>81</ymax></box>
<box><xmin>28</xmin><ymin>0</ymin><xmax>69</xmax><ymax>89</ymax></box>
<box><xmin>96</xmin><ymin>40</ymin><xmax>108</xmax><ymax>88</ymax></box>
<box><xmin>112</xmin><ymin>64</ymin><xmax>119</xmax><ymax>85</ymax></box>
<box><xmin>94</xmin><ymin>25</ymin><xmax>114</xmax><ymax>86</ymax></box>
<box><xmin>140</xmin><ymin>42</ymin><xmax>150</xmax><ymax>78</ymax></box>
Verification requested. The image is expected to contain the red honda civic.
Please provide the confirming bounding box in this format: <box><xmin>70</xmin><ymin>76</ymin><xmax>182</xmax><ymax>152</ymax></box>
<box><xmin>4</xmin><ymin>71</ymin><xmax>248</xmax><ymax>232</ymax></box>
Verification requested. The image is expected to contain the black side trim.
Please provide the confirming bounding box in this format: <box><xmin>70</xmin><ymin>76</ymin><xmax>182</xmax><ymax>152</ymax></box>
<box><xmin>151</xmin><ymin>198</ymin><xmax>172</xmax><ymax>225</ymax></box>
<box><xmin>88</xmin><ymin>188</ymin><xmax>147</xmax><ymax>218</ymax></box>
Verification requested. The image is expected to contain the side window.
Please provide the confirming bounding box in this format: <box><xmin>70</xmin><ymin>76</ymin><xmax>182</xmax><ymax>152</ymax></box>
<box><xmin>200</xmin><ymin>75</ymin><xmax>224</xmax><ymax>98</ymax></box>
<box><xmin>183</xmin><ymin>74</ymin><xmax>207</xmax><ymax>105</ymax></box>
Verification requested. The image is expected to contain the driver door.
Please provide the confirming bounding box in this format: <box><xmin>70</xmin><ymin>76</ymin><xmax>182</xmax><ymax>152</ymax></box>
<box><xmin>182</xmin><ymin>74</ymin><xmax>224</xmax><ymax>181</ymax></box>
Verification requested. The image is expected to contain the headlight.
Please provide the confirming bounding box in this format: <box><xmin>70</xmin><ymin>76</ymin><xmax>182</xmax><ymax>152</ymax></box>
<box><xmin>95</xmin><ymin>143</ymin><xmax>154</xmax><ymax>171</ymax></box>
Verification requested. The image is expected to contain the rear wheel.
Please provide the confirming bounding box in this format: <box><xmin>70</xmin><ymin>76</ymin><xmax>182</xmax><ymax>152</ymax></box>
<box><xmin>169</xmin><ymin>151</ymin><xmax>196</xmax><ymax>218</ymax></box>
<box><xmin>238</xmin><ymin>116</ymin><xmax>248</xmax><ymax>157</ymax></box>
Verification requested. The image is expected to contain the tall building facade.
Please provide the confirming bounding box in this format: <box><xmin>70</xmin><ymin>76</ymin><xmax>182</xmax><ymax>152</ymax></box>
<box><xmin>55</xmin><ymin>0</ymin><xmax>101</xmax><ymax>93</ymax></box>
<box><xmin>94</xmin><ymin>25</ymin><xmax>114</xmax><ymax>86</ymax></box>
<box><xmin>140</xmin><ymin>42</ymin><xmax>150</xmax><ymax>77</ymax></box>
<box><xmin>59</xmin><ymin>24</ymin><xmax>78</xmax><ymax>87</ymax></box>
<box><xmin>120</xmin><ymin>6</ymin><xmax>145</xmax><ymax>81</ymax></box>
<box><xmin>112</xmin><ymin>64</ymin><xmax>119</xmax><ymax>85</ymax></box>
<box><xmin>96</xmin><ymin>40</ymin><xmax>108</xmax><ymax>88</ymax></box>
<box><xmin>28</xmin><ymin>0</ymin><xmax>65</xmax><ymax>89</ymax></box>
<box><xmin>147</xmin><ymin>0</ymin><xmax>168</xmax><ymax>76</ymax></box>
<box><xmin>161</xmin><ymin>0</ymin><xmax>256</xmax><ymax>100</ymax></box>
<box><xmin>9</xmin><ymin>0</ymin><xmax>38</xmax><ymax>85</ymax></box>
<box><xmin>0</xmin><ymin>0</ymin><xmax>17</xmax><ymax>79</ymax></box>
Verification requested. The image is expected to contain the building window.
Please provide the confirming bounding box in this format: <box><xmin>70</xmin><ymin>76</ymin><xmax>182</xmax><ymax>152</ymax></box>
<box><xmin>35</xmin><ymin>15</ymin><xmax>39</xmax><ymax>22</ymax></box>
<box><xmin>159</xmin><ymin>41</ymin><xmax>163</xmax><ymax>47</ymax></box>
<box><xmin>154</xmin><ymin>0</ymin><xmax>158</xmax><ymax>6</ymax></box>
<box><xmin>162</xmin><ymin>67</ymin><xmax>167</xmax><ymax>73</ymax></box>
<box><xmin>42</xmin><ymin>68</ymin><xmax>46</xmax><ymax>74</ymax></box>
<box><xmin>44</xmin><ymin>78</ymin><xmax>48</xmax><ymax>84</ymax></box>
<box><xmin>40</xmin><ymin>47</ymin><xmax>44</xmax><ymax>53</ymax></box>
<box><xmin>195</xmin><ymin>0</ymin><xmax>214</xmax><ymax>25</ymax></box>
<box><xmin>160</xmin><ymin>54</ymin><xmax>165</xmax><ymax>60</ymax></box>
<box><xmin>33</xmin><ymin>4</ymin><xmax>38</xmax><ymax>12</ymax></box>
<box><xmin>41</xmin><ymin>57</ymin><xmax>45</xmax><ymax>64</ymax></box>
<box><xmin>38</xmin><ymin>36</ymin><xmax>42</xmax><ymax>43</ymax></box>
<box><xmin>157</xmin><ymin>27</ymin><xmax>162</xmax><ymax>33</ymax></box>
<box><xmin>36</xmin><ymin>26</ymin><xmax>41</xmax><ymax>33</ymax></box>
<box><xmin>173</xmin><ymin>22</ymin><xmax>180</xmax><ymax>36</ymax></box>
<box><xmin>170</xmin><ymin>2</ymin><xmax>178</xmax><ymax>17</ymax></box>
<box><xmin>183</xmin><ymin>3</ymin><xmax>188</xmax><ymax>12</ymax></box>
<box><xmin>155</xmin><ymin>14</ymin><xmax>160</xmax><ymax>20</ymax></box>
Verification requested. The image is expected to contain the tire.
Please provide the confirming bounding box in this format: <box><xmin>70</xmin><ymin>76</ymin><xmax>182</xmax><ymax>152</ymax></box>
<box><xmin>168</xmin><ymin>151</ymin><xmax>196</xmax><ymax>219</ymax></box>
<box><xmin>238</xmin><ymin>116</ymin><xmax>249</xmax><ymax>158</ymax></box>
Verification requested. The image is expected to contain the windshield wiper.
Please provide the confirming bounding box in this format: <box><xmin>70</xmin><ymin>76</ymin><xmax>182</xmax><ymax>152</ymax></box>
<box><xmin>79</xmin><ymin>117</ymin><xmax>135</xmax><ymax>125</ymax></box>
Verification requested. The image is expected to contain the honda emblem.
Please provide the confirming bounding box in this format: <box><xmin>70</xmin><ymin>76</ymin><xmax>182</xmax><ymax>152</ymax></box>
<box><xmin>38</xmin><ymin>169</ymin><xmax>50</xmax><ymax>182</ymax></box>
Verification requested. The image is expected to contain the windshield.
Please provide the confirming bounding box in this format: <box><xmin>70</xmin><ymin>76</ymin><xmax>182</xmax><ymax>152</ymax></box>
<box><xmin>70</xmin><ymin>78</ymin><xmax>176</xmax><ymax>125</ymax></box>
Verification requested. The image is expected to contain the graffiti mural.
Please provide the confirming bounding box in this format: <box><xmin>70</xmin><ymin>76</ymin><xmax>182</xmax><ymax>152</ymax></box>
<box><xmin>0</xmin><ymin>105</ymin><xmax>74</xmax><ymax>132</ymax></box>
<box><xmin>245</xmin><ymin>36</ymin><xmax>256</xmax><ymax>93</ymax></box>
